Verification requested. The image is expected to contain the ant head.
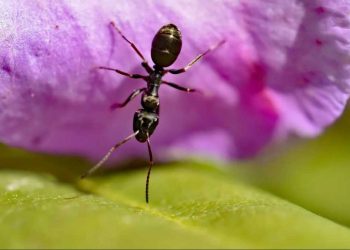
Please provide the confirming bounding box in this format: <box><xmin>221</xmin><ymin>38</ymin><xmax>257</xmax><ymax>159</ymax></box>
<box><xmin>133</xmin><ymin>110</ymin><xmax>159</xmax><ymax>143</ymax></box>
<box><xmin>151</xmin><ymin>24</ymin><xmax>182</xmax><ymax>68</ymax></box>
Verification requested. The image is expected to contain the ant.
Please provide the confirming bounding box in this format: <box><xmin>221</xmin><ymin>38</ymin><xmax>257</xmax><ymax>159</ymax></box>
<box><xmin>81</xmin><ymin>22</ymin><xmax>225</xmax><ymax>203</ymax></box>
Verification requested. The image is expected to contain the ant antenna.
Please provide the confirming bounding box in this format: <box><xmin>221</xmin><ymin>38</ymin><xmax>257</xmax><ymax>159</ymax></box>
<box><xmin>145</xmin><ymin>135</ymin><xmax>154</xmax><ymax>203</ymax></box>
<box><xmin>81</xmin><ymin>130</ymin><xmax>139</xmax><ymax>179</ymax></box>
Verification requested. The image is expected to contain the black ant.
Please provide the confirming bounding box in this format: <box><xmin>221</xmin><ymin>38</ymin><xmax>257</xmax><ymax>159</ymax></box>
<box><xmin>81</xmin><ymin>22</ymin><xmax>225</xmax><ymax>203</ymax></box>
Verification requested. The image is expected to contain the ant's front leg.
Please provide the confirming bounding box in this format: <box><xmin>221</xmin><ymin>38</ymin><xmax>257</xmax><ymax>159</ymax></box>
<box><xmin>110</xmin><ymin>21</ymin><xmax>153</xmax><ymax>74</ymax></box>
<box><xmin>99</xmin><ymin>66</ymin><xmax>148</xmax><ymax>81</ymax></box>
<box><xmin>162</xmin><ymin>80</ymin><xmax>198</xmax><ymax>93</ymax></box>
<box><xmin>110</xmin><ymin>87</ymin><xmax>147</xmax><ymax>110</ymax></box>
<box><xmin>165</xmin><ymin>40</ymin><xmax>226</xmax><ymax>75</ymax></box>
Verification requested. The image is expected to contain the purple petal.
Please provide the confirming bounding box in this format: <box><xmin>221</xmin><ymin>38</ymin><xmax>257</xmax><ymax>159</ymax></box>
<box><xmin>0</xmin><ymin>0</ymin><xmax>349</xmax><ymax>161</ymax></box>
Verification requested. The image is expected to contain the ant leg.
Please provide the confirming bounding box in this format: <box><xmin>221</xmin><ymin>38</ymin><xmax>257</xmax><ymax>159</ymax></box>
<box><xmin>162</xmin><ymin>80</ymin><xmax>198</xmax><ymax>93</ymax></box>
<box><xmin>99</xmin><ymin>66</ymin><xmax>148</xmax><ymax>81</ymax></box>
<box><xmin>80</xmin><ymin>131</ymin><xmax>139</xmax><ymax>179</ymax></box>
<box><xmin>110</xmin><ymin>87</ymin><xmax>146</xmax><ymax>110</ymax></box>
<box><xmin>145</xmin><ymin>136</ymin><xmax>154</xmax><ymax>204</ymax></box>
<box><xmin>166</xmin><ymin>40</ymin><xmax>226</xmax><ymax>75</ymax></box>
<box><xmin>110</xmin><ymin>21</ymin><xmax>153</xmax><ymax>74</ymax></box>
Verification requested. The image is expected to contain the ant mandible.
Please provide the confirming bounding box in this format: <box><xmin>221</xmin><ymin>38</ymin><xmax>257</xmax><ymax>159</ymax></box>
<box><xmin>81</xmin><ymin>22</ymin><xmax>225</xmax><ymax>203</ymax></box>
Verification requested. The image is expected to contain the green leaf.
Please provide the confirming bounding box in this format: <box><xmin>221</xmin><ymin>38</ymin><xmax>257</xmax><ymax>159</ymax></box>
<box><xmin>232</xmin><ymin>108</ymin><xmax>350</xmax><ymax>228</ymax></box>
<box><xmin>1</xmin><ymin>148</ymin><xmax>350</xmax><ymax>248</ymax></box>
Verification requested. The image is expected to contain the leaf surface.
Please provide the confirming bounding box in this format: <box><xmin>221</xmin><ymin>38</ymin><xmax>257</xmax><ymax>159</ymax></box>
<box><xmin>1</xmin><ymin>150</ymin><xmax>350</xmax><ymax>248</ymax></box>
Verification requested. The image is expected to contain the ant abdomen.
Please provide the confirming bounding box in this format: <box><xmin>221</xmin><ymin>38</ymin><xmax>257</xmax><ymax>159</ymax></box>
<box><xmin>151</xmin><ymin>24</ymin><xmax>182</xmax><ymax>67</ymax></box>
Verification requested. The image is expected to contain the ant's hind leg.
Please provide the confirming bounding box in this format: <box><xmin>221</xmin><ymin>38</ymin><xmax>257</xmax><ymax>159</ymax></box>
<box><xmin>110</xmin><ymin>87</ymin><xmax>146</xmax><ymax>110</ymax></box>
<box><xmin>110</xmin><ymin>21</ymin><xmax>153</xmax><ymax>74</ymax></box>
<box><xmin>166</xmin><ymin>40</ymin><xmax>226</xmax><ymax>75</ymax></box>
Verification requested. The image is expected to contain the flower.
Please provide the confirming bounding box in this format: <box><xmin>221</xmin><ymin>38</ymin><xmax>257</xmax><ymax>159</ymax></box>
<box><xmin>0</xmin><ymin>0</ymin><xmax>349</xmax><ymax>161</ymax></box>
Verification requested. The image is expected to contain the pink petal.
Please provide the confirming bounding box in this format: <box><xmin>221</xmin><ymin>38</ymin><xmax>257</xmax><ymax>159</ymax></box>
<box><xmin>0</xmin><ymin>0</ymin><xmax>349</xmax><ymax>162</ymax></box>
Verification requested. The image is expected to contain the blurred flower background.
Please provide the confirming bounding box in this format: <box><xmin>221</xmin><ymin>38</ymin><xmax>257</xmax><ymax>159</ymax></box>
<box><xmin>0</xmin><ymin>0</ymin><xmax>350</xmax><ymax>248</ymax></box>
<box><xmin>1</xmin><ymin>0</ymin><xmax>349</xmax><ymax>160</ymax></box>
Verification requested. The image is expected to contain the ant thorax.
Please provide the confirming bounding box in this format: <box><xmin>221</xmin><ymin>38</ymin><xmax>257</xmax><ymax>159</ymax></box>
<box><xmin>148</xmin><ymin>70</ymin><xmax>162</xmax><ymax>87</ymax></box>
<box><xmin>142</xmin><ymin>93</ymin><xmax>159</xmax><ymax>111</ymax></box>
<box><xmin>141</xmin><ymin>71</ymin><xmax>161</xmax><ymax>111</ymax></box>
